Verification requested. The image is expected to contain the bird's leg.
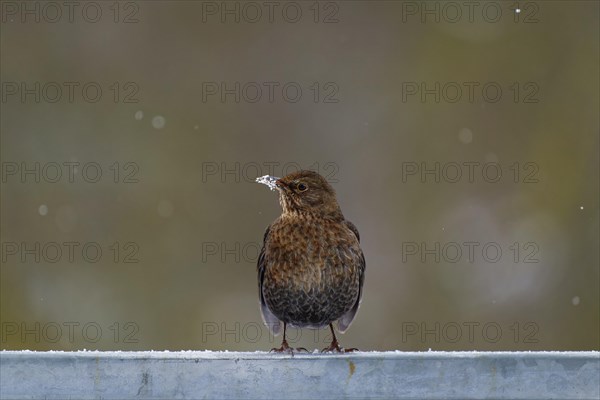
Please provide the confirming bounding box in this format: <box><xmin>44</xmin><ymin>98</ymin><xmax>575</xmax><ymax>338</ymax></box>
<box><xmin>321</xmin><ymin>324</ymin><xmax>359</xmax><ymax>353</ymax></box>
<box><xmin>270</xmin><ymin>322</ymin><xmax>293</xmax><ymax>354</ymax></box>
<box><xmin>321</xmin><ymin>324</ymin><xmax>342</xmax><ymax>352</ymax></box>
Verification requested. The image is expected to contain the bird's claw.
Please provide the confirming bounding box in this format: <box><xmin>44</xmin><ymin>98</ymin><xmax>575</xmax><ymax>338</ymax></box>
<box><xmin>270</xmin><ymin>340</ymin><xmax>293</xmax><ymax>354</ymax></box>
<box><xmin>321</xmin><ymin>340</ymin><xmax>359</xmax><ymax>353</ymax></box>
<box><xmin>270</xmin><ymin>340</ymin><xmax>310</xmax><ymax>355</ymax></box>
<box><xmin>294</xmin><ymin>347</ymin><xmax>310</xmax><ymax>353</ymax></box>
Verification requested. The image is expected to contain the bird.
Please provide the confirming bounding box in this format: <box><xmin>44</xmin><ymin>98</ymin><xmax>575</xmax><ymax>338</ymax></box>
<box><xmin>256</xmin><ymin>170</ymin><xmax>365</xmax><ymax>353</ymax></box>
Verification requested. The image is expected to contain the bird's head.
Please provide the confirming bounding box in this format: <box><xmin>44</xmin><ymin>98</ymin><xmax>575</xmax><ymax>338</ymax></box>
<box><xmin>257</xmin><ymin>170</ymin><xmax>342</xmax><ymax>218</ymax></box>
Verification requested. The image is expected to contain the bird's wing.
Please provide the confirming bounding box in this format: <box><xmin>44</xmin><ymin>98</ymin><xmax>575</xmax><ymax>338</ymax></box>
<box><xmin>344</xmin><ymin>220</ymin><xmax>361</xmax><ymax>242</ymax></box>
<box><xmin>257</xmin><ymin>225</ymin><xmax>282</xmax><ymax>336</ymax></box>
<box><xmin>337</xmin><ymin>220</ymin><xmax>366</xmax><ymax>333</ymax></box>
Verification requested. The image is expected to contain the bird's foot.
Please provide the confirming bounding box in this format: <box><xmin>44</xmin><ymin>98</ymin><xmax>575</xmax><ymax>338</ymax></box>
<box><xmin>270</xmin><ymin>342</ymin><xmax>310</xmax><ymax>354</ymax></box>
<box><xmin>270</xmin><ymin>340</ymin><xmax>293</xmax><ymax>354</ymax></box>
<box><xmin>321</xmin><ymin>339</ymin><xmax>359</xmax><ymax>353</ymax></box>
<box><xmin>270</xmin><ymin>340</ymin><xmax>309</xmax><ymax>354</ymax></box>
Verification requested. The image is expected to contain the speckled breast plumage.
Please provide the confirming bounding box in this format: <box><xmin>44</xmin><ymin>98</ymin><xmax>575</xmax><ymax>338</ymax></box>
<box><xmin>260</xmin><ymin>213</ymin><xmax>363</xmax><ymax>329</ymax></box>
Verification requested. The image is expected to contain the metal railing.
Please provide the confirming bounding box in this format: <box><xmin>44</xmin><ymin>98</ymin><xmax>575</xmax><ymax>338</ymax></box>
<box><xmin>1</xmin><ymin>351</ymin><xmax>598</xmax><ymax>399</ymax></box>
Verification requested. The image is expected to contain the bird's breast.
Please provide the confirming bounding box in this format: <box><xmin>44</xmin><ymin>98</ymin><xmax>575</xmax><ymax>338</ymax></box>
<box><xmin>264</xmin><ymin>215</ymin><xmax>360</xmax><ymax>291</ymax></box>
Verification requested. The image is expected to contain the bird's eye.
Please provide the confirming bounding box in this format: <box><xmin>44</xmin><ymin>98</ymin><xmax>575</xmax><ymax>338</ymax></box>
<box><xmin>297</xmin><ymin>182</ymin><xmax>308</xmax><ymax>192</ymax></box>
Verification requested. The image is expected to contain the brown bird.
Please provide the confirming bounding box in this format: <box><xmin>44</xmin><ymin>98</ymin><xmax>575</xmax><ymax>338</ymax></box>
<box><xmin>256</xmin><ymin>170</ymin><xmax>365</xmax><ymax>353</ymax></box>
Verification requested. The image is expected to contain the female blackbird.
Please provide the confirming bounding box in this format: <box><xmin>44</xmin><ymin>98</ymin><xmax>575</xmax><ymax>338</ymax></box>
<box><xmin>256</xmin><ymin>170</ymin><xmax>365</xmax><ymax>353</ymax></box>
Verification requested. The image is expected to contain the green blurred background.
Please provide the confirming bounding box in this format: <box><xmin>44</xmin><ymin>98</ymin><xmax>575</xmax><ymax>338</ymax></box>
<box><xmin>1</xmin><ymin>1</ymin><xmax>598</xmax><ymax>352</ymax></box>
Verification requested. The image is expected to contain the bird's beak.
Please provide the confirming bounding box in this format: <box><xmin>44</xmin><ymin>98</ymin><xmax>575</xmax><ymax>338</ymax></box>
<box><xmin>256</xmin><ymin>175</ymin><xmax>280</xmax><ymax>191</ymax></box>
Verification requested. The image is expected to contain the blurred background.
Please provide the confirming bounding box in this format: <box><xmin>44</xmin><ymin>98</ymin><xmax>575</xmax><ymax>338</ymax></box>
<box><xmin>1</xmin><ymin>1</ymin><xmax>598</xmax><ymax>352</ymax></box>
